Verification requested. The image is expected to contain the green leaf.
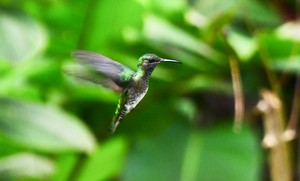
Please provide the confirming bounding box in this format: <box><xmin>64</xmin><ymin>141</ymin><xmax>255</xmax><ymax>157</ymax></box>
<box><xmin>178</xmin><ymin>74</ymin><xmax>232</xmax><ymax>94</ymax></box>
<box><xmin>52</xmin><ymin>154</ymin><xmax>79</xmax><ymax>181</ymax></box>
<box><xmin>191</xmin><ymin>0</ymin><xmax>236</xmax><ymax>19</ymax></box>
<box><xmin>83</xmin><ymin>0</ymin><xmax>143</xmax><ymax>51</ymax></box>
<box><xmin>0</xmin><ymin>10</ymin><xmax>47</xmax><ymax>63</ymax></box>
<box><xmin>0</xmin><ymin>153</ymin><xmax>54</xmax><ymax>180</ymax></box>
<box><xmin>258</xmin><ymin>32</ymin><xmax>298</xmax><ymax>59</ymax></box>
<box><xmin>142</xmin><ymin>15</ymin><xmax>224</xmax><ymax>64</ymax></box>
<box><xmin>0</xmin><ymin>137</ymin><xmax>21</xmax><ymax>157</ymax></box>
<box><xmin>122</xmin><ymin>123</ymin><xmax>189</xmax><ymax>181</ymax></box>
<box><xmin>227</xmin><ymin>29</ymin><xmax>257</xmax><ymax>61</ymax></box>
<box><xmin>191</xmin><ymin>0</ymin><xmax>280</xmax><ymax>26</ymax></box>
<box><xmin>0</xmin><ymin>61</ymin><xmax>11</xmax><ymax>76</ymax></box>
<box><xmin>276</xmin><ymin>21</ymin><xmax>300</xmax><ymax>42</ymax></box>
<box><xmin>175</xmin><ymin>98</ymin><xmax>197</xmax><ymax>122</ymax></box>
<box><xmin>270</xmin><ymin>56</ymin><xmax>300</xmax><ymax>74</ymax></box>
<box><xmin>122</xmin><ymin>122</ymin><xmax>261</xmax><ymax>181</ymax></box>
<box><xmin>257</xmin><ymin>32</ymin><xmax>300</xmax><ymax>74</ymax></box>
<box><xmin>77</xmin><ymin>137</ymin><xmax>128</xmax><ymax>181</ymax></box>
<box><xmin>182</xmin><ymin>124</ymin><xmax>261</xmax><ymax>181</ymax></box>
<box><xmin>149</xmin><ymin>0</ymin><xmax>186</xmax><ymax>14</ymax></box>
<box><xmin>0</xmin><ymin>98</ymin><xmax>96</xmax><ymax>153</ymax></box>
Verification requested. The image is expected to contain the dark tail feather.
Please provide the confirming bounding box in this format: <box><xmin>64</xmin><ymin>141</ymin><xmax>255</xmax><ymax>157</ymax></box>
<box><xmin>109</xmin><ymin>119</ymin><xmax>120</xmax><ymax>134</ymax></box>
<box><xmin>109</xmin><ymin>108</ymin><xmax>127</xmax><ymax>134</ymax></box>
<box><xmin>109</xmin><ymin>91</ymin><xmax>128</xmax><ymax>134</ymax></box>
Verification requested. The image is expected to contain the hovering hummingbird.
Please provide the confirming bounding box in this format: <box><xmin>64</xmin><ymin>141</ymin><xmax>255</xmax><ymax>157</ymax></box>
<box><xmin>71</xmin><ymin>50</ymin><xmax>181</xmax><ymax>133</ymax></box>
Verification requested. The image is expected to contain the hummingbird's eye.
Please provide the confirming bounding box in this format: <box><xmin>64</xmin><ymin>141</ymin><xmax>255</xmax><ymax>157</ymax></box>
<box><xmin>148</xmin><ymin>59</ymin><xmax>155</xmax><ymax>63</ymax></box>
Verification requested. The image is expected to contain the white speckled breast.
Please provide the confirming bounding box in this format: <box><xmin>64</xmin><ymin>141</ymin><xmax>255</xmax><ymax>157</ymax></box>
<box><xmin>125</xmin><ymin>86</ymin><xmax>148</xmax><ymax>112</ymax></box>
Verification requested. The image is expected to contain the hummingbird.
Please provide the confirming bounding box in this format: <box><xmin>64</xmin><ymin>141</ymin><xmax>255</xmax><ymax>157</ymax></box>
<box><xmin>71</xmin><ymin>50</ymin><xmax>181</xmax><ymax>133</ymax></box>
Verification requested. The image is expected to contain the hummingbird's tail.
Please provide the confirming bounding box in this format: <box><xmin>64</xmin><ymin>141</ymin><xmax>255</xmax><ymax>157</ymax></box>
<box><xmin>109</xmin><ymin>118</ymin><xmax>120</xmax><ymax>134</ymax></box>
<box><xmin>110</xmin><ymin>106</ymin><xmax>128</xmax><ymax>134</ymax></box>
<box><xmin>109</xmin><ymin>91</ymin><xmax>128</xmax><ymax>134</ymax></box>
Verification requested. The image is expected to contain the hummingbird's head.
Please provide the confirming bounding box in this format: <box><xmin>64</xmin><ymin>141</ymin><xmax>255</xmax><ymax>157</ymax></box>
<box><xmin>137</xmin><ymin>54</ymin><xmax>181</xmax><ymax>70</ymax></box>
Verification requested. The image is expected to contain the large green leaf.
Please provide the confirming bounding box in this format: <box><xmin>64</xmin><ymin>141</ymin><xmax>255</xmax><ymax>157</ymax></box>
<box><xmin>257</xmin><ymin>32</ymin><xmax>300</xmax><ymax>74</ymax></box>
<box><xmin>0</xmin><ymin>152</ymin><xmax>54</xmax><ymax>180</ymax></box>
<box><xmin>184</xmin><ymin>124</ymin><xmax>261</xmax><ymax>181</ymax></box>
<box><xmin>258</xmin><ymin>33</ymin><xmax>297</xmax><ymax>59</ymax></box>
<box><xmin>276</xmin><ymin>21</ymin><xmax>300</xmax><ymax>42</ymax></box>
<box><xmin>0</xmin><ymin>98</ymin><xmax>96</xmax><ymax>153</ymax></box>
<box><xmin>122</xmin><ymin>123</ymin><xmax>188</xmax><ymax>181</ymax></box>
<box><xmin>191</xmin><ymin>0</ymin><xmax>280</xmax><ymax>26</ymax></box>
<box><xmin>0</xmin><ymin>10</ymin><xmax>47</xmax><ymax>63</ymax></box>
<box><xmin>142</xmin><ymin>15</ymin><xmax>224</xmax><ymax>64</ymax></box>
<box><xmin>77</xmin><ymin>137</ymin><xmax>128</xmax><ymax>181</ymax></box>
<box><xmin>83</xmin><ymin>0</ymin><xmax>143</xmax><ymax>52</ymax></box>
<box><xmin>52</xmin><ymin>153</ymin><xmax>79</xmax><ymax>181</ymax></box>
<box><xmin>122</xmin><ymin>122</ymin><xmax>261</xmax><ymax>181</ymax></box>
<box><xmin>270</xmin><ymin>56</ymin><xmax>300</xmax><ymax>74</ymax></box>
<box><xmin>227</xmin><ymin>29</ymin><xmax>257</xmax><ymax>61</ymax></box>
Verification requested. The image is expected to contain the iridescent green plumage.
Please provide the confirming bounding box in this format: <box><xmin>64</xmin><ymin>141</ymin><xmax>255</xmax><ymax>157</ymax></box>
<box><xmin>71</xmin><ymin>50</ymin><xmax>181</xmax><ymax>133</ymax></box>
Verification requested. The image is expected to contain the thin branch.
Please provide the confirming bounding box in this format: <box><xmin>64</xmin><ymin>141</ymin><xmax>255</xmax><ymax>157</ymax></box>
<box><xmin>284</xmin><ymin>76</ymin><xmax>300</xmax><ymax>141</ymax></box>
<box><xmin>229</xmin><ymin>56</ymin><xmax>244</xmax><ymax>131</ymax></box>
<box><xmin>222</xmin><ymin>29</ymin><xmax>245</xmax><ymax>131</ymax></box>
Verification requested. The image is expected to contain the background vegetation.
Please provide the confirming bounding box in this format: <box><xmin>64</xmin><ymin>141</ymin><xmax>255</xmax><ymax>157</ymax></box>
<box><xmin>0</xmin><ymin>0</ymin><xmax>298</xmax><ymax>180</ymax></box>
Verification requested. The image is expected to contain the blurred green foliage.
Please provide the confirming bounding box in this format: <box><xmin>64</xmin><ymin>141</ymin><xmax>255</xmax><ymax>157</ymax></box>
<box><xmin>0</xmin><ymin>0</ymin><xmax>298</xmax><ymax>180</ymax></box>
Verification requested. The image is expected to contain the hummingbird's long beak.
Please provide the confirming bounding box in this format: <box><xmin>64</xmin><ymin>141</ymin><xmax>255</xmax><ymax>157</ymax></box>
<box><xmin>160</xmin><ymin>58</ymin><xmax>181</xmax><ymax>64</ymax></box>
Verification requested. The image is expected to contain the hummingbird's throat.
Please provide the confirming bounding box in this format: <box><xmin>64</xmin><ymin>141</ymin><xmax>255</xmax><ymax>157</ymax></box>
<box><xmin>134</xmin><ymin>66</ymin><xmax>155</xmax><ymax>81</ymax></box>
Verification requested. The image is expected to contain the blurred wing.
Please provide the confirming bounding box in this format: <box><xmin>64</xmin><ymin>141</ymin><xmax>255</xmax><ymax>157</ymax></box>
<box><xmin>72</xmin><ymin>50</ymin><xmax>135</xmax><ymax>88</ymax></box>
<box><xmin>64</xmin><ymin>66</ymin><xmax>123</xmax><ymax>92</ymax></box>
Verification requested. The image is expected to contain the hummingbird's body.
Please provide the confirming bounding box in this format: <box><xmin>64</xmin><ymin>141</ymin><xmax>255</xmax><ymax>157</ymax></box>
<box><xmin>71</xmin><ymin>50</ymin><xmax>180</xmax><ymax>133</ymax></box>
<box><xmin>112</xmin><ymin>74</ymin><xmax>148</xmax><ymax>132</ymax></box>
